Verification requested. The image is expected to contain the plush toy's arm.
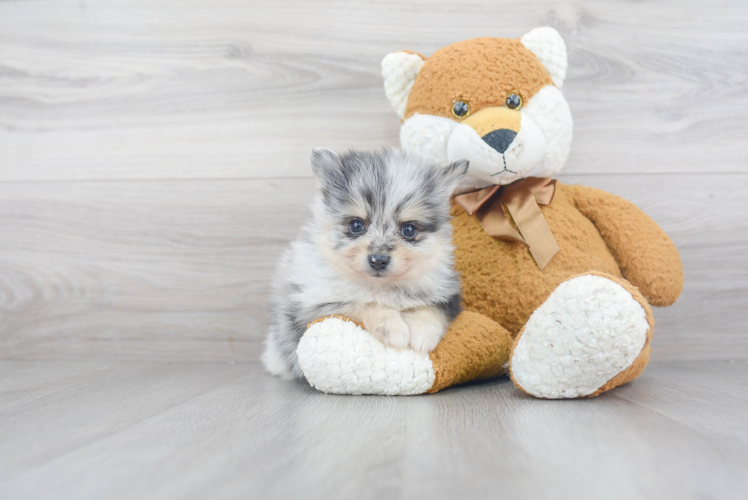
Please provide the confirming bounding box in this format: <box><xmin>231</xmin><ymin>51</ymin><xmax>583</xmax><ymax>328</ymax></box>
<box><xmin>569</xmin><ymin>185</ymin><xmax>684</xmax><ymax>306</ymax></box>
<box><xmin>297</xmin><ymin>312</ymin><xmax>513</xmax><ymax>395</ymax></box>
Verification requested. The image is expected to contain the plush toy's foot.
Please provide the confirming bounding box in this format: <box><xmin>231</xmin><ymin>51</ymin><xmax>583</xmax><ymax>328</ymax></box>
<box><xmin>510</xmin><ymin>272</ymin><xmax>654</xmax><ymax>399</ymax></box>
<box><xmin>297</xmin><ymin>312</ymin><xmax>513</xmax><ymax>396</ymax></box>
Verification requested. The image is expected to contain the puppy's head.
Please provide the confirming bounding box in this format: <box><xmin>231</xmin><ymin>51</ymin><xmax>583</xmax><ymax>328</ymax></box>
<box><xmin>310</xmin><ymin>148</ymin><xmax>467</xmax><ymax>284</ymax></box>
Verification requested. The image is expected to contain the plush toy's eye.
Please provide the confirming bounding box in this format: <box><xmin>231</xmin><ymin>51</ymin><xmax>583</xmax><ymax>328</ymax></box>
<box><xmin>451</xmin><ymin>100</ymin><xmax>470</xmax><ymax>118</ymax></box>
<box><xmin>505</xmin><ymin>93</ymin><xmax>523</xmax><ymax>110</ymax></box>
<box><xmin>349</xmin><ymin>219</ymin><xmax>366</xmax><ymax>235</ymax></box>
<box><xmin>401</xmin><ymin>223</ymin><xmax>418</xmax><ymax>240</ymax></box>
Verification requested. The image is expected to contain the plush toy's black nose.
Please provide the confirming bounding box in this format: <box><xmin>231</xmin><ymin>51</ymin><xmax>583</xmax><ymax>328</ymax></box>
<box><xmin>368</xmin><ymin>254</ymin><xmax>390</xmax><ymax>271</ymax></box>
<box><xmin>482</xmin><ymin>128</ymin><xmax>517</xmax><ymax>154</ymax></box>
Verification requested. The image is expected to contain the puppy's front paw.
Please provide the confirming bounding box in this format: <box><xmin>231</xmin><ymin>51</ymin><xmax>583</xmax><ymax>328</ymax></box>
<box><xmin>402</xmin><ymin>308</ymin><xmax>448</xmax><ymax>355</ymax></box>
<box><xmin>367</xmin><ymin>310</ymin><xmax>410</xmax><ymax>351</ymax></box>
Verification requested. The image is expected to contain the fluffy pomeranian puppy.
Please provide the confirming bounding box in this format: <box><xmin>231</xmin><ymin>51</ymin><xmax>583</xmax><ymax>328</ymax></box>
<box><xmin>262</xmin><ymin>148</ymin><xmax>468</xmax><ymax>379</ymax></box>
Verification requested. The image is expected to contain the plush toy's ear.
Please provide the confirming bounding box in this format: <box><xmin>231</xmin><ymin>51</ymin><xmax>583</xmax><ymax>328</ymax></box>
<box><xmin>520</xmin><ymin>27</ymin><xmax>567</xmax><ymax>88</ymax></box>
<box><xmin>381</xmin><ymin>51</ymin><xmax>425</xmax><ymax>119</ymax></box>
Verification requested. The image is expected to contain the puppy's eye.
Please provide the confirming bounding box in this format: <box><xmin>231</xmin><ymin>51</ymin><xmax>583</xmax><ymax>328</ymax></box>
<box><xmin>349</xmin><ymin>218</ymin><xmax>365</xmax><ymax>235</ymax></box>
<box><xmin>505</xmin><ymin>93</ymin><xmax>522</xmax><ymax>110</ymax></box>
<box><xmin>401</xmin><ymin>223</ymin><xmax>418</xmax><ymax>240</ymax></box>
<box><xmin>451</xmin><ymin>100</ymin><xmax>470</xmax><ymax>119</ymax></box>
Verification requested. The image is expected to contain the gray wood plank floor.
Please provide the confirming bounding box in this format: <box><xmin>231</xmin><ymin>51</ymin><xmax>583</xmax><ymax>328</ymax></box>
<box><xmin>1</xmin><ymin>360</ymin><xmax>747</xmax><ymax>499</ymax></box>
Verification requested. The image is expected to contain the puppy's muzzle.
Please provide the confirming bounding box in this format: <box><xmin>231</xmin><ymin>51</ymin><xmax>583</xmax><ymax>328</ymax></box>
<box><xmin>368</xmin><ymin>254</ymin><xmax>390</xmax><ymax>271</ymax></box>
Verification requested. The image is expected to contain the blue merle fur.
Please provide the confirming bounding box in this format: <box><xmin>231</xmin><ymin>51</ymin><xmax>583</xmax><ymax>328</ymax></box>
<box><xmin>262</xmin><ymin>148</ymin><xmax>467</xmax><ymax>379</ymax></box>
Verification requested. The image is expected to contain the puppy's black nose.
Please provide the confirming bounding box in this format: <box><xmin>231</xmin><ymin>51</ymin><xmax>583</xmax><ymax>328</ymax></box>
<box><xmin>482</xmin><ymin>128</ymin><xmax>517</xmax><ymax>154</ymax></box>
<box><xmin>368</xmin><ymin>254</ymin><xmax>390</xmax><ymax>271</ymax></box>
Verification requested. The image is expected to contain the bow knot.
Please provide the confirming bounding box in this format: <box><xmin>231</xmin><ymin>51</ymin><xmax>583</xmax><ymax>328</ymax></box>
<box><xmin>454</xmin><ymin>177</ymin><xmax>559</xmax><ymax>270</ymax></box>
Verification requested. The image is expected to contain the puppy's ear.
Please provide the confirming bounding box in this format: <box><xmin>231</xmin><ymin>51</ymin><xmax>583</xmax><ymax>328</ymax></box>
<box><xmin>440</xmin><ymin>159</ymin><xmax>469</xmax><ymax>194</ymax></box>
<box><xmin>310</xmin><ymin>148</ymin><xmax>344</xmax><ymax>186</ymax></box>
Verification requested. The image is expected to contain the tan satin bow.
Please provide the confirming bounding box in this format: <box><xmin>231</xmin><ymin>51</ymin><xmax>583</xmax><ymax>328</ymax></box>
<box><xmin>454</xmin><ymin>177</ymin><xmax>559</xmax><ymax>270</ymax></box>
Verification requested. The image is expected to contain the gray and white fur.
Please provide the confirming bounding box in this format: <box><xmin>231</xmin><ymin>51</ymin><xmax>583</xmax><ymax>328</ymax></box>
<box><xmin>262</xmin><ymin>148</ymin><xmax>468</xmax><ymax>379</ymax></box>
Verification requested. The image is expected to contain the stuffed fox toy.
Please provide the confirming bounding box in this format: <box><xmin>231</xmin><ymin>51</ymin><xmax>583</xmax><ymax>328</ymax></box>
<box><xmin>294</xmin><ymin>27</ymin><xmax>684</xmax><ymax>398</ymax></box>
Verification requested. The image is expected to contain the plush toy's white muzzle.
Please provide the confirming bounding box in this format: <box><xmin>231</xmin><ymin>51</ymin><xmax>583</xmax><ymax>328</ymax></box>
<box><xmin>399</xmin><ymin>85</ymin><xmax>572</xmax><ymax>189</ymax></box>
<box><xmin>447</xmin><ymin>112</ymin><xmax>548</xmax><ymax>185</ymax></box>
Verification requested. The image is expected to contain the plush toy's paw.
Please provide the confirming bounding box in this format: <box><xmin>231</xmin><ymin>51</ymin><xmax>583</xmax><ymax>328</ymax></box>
<box><xmin>402</xmin><ymin>308</ymin><xmax>448</xmax><ymax>354</ymax></box>
<box><xmin>297</xmin><ymin>316</ymin><xmax>435</xmax><ymax>395</ymax></box>
<box><xmin>510</xmin><ymin>274</ymin><xmax>652</xmax><ymax>399</ymax></box>
<box><xmin>365</xmin><ymin>308</ymin><xmax>411</xmax><ymax>351</ymax></box>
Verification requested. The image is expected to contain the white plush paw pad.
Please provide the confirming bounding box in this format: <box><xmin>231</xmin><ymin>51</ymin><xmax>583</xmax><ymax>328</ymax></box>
<box><xmin>512</xmin><ymin>275</ymin><xmax>649</xmax><ymax>399</ymax></box>
<box><xmin>297</xmin><ymin>317</ymin><xmax>435</xmax><ymax>396</ymax></box>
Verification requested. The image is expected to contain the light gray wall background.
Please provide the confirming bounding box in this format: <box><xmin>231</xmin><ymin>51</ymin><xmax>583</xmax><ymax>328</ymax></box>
<box><xmin>1</xmin><ymin>0</ymin><xmax>746</xmax><ymax>362</ymax></box>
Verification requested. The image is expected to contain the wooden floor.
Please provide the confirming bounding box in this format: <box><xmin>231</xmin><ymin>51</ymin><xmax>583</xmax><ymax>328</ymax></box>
<box><xmin>0</xmin><ymin>360</ymin><xmax>746</xmax><ymax>499</ymax></box>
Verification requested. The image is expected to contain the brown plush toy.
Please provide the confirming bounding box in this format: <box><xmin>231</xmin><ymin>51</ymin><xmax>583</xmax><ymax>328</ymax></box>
<box><xmin>295</xmin><ymin>27</ymin><xmax>683</xmax><ymax>398</ymax></box>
